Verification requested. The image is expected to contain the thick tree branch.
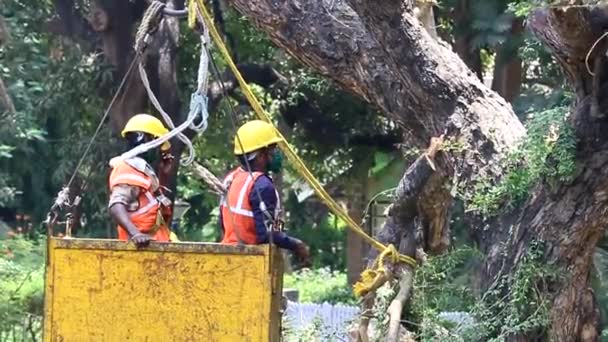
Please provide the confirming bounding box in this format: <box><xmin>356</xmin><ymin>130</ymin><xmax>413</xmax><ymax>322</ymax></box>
<box><xmin>529</xmin><ymin>5</ymin><xmax>608</xmax><ymax>141</ymax></box>
<box><xmin>181</xmin><ymin>63</ymin><xmax>285</xmax><ymax>141</ymax></box>
<box><xmin>226</xmin><ymin>0</ymin><xmax>524</xmax><ymax>197</ymax></box>
<box><xmin>355</xmin><ymin>142</ymin><xmax>439</xmax><ymax>340</ymax></box>
<box><xmin>207</xmin><ymin>63</ymin><xmax>286</xmax><ymax>111</ymax></box>
<box><xmin>50</xmin><ymin>0</ymin><xmax>97</xmax><ymax>49</ymax></box>
<box><xmin>387</xmin><ymin>267</ymin><xmax>414</xmax><ymax>342</ymax></box>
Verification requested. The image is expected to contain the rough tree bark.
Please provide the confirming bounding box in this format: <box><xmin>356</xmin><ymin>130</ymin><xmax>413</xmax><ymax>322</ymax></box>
<box><xmin>345</xmin><ymin>153</ymin><xmax>373</xmax><ymax>285</ymax></box>
<box><xmin>225</xmin><ymin>0</ymin><xmax>608</xmax><ymax>340</ymax></box>
<box><xmin>477</xmin><ymin>6</ymin><xmax>608</xmax><ymax>341</ymax></box>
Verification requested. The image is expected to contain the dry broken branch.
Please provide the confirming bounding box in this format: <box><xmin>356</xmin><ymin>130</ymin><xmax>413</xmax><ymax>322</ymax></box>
<box><xmin>387</xmin><ymin>266</ymin><xmax>415</xmax><ymax>342</ymax></box>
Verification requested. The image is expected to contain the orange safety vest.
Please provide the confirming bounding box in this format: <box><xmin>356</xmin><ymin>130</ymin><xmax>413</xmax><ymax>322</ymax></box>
<box><xmin>220</xmin><ymin>167</ymin><xmax>268</xmax><ymax>245</ymax></box>
<box><xmin>108</xmin><ymin>158</ymin><xmax>171</xmax><ymax>242</ymax></box>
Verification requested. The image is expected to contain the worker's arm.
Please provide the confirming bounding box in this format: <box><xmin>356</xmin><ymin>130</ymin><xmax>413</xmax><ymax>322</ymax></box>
<box><xmin>108</xmin><ymin>184</ymin><xmax>152</xmax><ymax>246</ymax></box>
<box><xmin>249</xmin><ymin>177</ymin><xmax>299</xmax><ymax>251</ymax></box>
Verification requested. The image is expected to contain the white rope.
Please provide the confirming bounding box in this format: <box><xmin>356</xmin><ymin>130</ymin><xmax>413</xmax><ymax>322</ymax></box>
<box><xmin>111</xmin><ymin>13</ymin><xmax>211</xmax><ymax>167</ymax></box>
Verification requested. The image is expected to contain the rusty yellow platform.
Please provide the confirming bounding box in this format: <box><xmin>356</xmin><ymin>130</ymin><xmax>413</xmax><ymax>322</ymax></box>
<box><xmin>43</xmin><ymin>238</ymin><xmax>283</xmax><ymax>341</ymax></box>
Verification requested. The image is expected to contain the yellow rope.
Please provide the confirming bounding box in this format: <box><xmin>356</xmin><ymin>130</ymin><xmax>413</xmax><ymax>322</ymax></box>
<box><xmin>187</xmin><ymin>0</ymin><xmax>417</xmax><ymax>270</ymax></box>
<box><xmin>353</xmin><ymin>244</ymin><xmax>401</xmax><ymax>297</ymax></box>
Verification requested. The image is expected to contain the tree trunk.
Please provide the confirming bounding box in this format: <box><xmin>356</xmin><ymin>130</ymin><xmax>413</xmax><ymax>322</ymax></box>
<box><xmin>452</xmin><ymin>0</ymin><xmax>483</xmax><ymax>80</ymax></box>
<box><xmin>387</xmin><ymin>266</ymin><xmax>414</xmax><ymax>342</ymax></box>
<box><xmin>0</xmin><ymin>16</ymin><xmax>15</xmax><ymax>115</ymax></box>
<box><xmin>52</xmin><ymin>0</ymin><xmax>183</xmax><ymax>138</ymax></box>
<box><xmin>476</xmin><ymin>6</ymin><xmax>608</xmax><ymax>341</ymax></box>
<box><xmin>0</xmin><ymin>76</ymin><xmax>16</xmax><ymax>115</ymax></box>
<box><xmin>345</xmin><ymin>153</ymin><xmax>373</xmax><ymax>285</ymax></box>
<box><xmin>492</xmin><ymin>17</ymin><xmax>524</xmax><ymax>102</ymax></box>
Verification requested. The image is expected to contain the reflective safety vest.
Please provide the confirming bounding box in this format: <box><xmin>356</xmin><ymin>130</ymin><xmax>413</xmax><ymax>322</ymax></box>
<box><xmin>109</xmin><ymin>158</ymin><xmax>171</xmax><ymax>242</ymax></box>
<box><xmin>220</xmin><ymin>167</ymin><xmax>266</xmax><ymax>245</ymax></box>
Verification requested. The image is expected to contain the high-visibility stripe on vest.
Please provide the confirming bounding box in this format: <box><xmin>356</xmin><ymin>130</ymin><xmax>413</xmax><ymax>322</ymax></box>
<box><xmin>220</xmin><ymin>168</ymin><xmax>265</xmax><ymax>245</ymax></box>
<box><xmin>109</xmin><ymin>159</ymin><xmax>171</xmax><ymax>242</ymax></box>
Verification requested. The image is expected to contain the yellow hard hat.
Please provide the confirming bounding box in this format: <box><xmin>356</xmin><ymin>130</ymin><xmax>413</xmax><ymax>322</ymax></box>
<box><xmin>121</xmin><ymin>114</ymin><xmax>170</xmax><ymax>150</ymax></box>
<box><xmin>234</xmin><ymin>120</ymin><xmax>282</xmax><ymax>155</ymax></box>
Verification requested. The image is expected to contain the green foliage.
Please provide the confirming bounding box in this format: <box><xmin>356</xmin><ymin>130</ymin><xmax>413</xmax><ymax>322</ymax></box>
<box><xmin>409</xmin><ymin>247</ymin><xmax>480</xmax><ymax>341</ymax></box>
<box><xmin>369</xmin><ymin>151</ymin><xmax>395</xmax><ymax>177</ymax></box>
<box><xmin>412</xmin><ymin>247</ymin><xmax>480</xmax><ymax>315</ymax></box>
<box><xmin>1</xmin><ymin>0</ymin><xmax>110</xmax><ymax>233</ymax></box>
<box><xmin>283</xmin><ymin>268</ymin><xmax>355</xmax><ymax>305</ymax></box>
<box><xmin>469</xmin><ymin>106</ymin><xmax>577</xmax><ymax>215</ymax></box>
<box><xmin>506</xmin><ymin>0</ymin><xmax>548</xmax><ymax>17</ymax></box>
<box><xmin>516</xmin><ymin>36</ymin><xmax>565</xmax><ymax>95</ymax></box>
<box><xmin>282</xmin><ymin>315</ymin><xmax>345</xmax><ymax>342</ymax></box>
<box><xmin>369</xmin><ymin>284</ymin><xmax>395</xmax><ymax>342</ymax></box>
<box><xmin>468</xmin><ymin>1</ymin><xmax>514</xmax><ymax>48</ymax></box>
<box><xmin>464</xmin><ymin>242</ymin><xmax>558</xmax><ymax>341</ymax></box>
<box><xmin>406</xmin><ymin>243</ymin><xmax>556</xmax><ymax>341</ymax></box>
<box><xmin>437</xmin><ymin>0</ymin><xmax>522</xmax><ymax>63</ymax></box>
<box><xmin>284</xmin><ymin>195</ymin><xmax>347</xmax><ymax>270</ymax></box>
<box><xmin>0</xmin><ymin>235</ymin><xmax>45</xmax><ymax>341</ymax></box>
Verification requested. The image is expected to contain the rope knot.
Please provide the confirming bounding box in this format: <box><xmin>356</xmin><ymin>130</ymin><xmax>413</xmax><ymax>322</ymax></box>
<box><xmin>189</xmin><ymin>93</ymin><xmax>209</xmax><ymax>132</ymax></box>
<box><xmin>353</xmin><ymin>244</ymin><xmax>417</xmax><ymax>298</ymax></box>
<box><xmin>353</xmin><ymin>244</ymin><xmax>399</xmax><ymax>297</ymax></box>
<box><xmin>134</xmin><ymin>1</ymin><xmax>166</xmax><ymax>54</ymax></box>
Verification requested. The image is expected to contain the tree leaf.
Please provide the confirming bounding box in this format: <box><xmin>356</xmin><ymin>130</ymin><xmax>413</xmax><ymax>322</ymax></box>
<box><xmin>369</xmin><ymin>151</ymin><xmax>394</xmax><ymax>176</ymax></box>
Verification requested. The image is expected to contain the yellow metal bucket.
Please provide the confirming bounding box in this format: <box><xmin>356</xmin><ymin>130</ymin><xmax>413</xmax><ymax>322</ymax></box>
<box><xmin>43</xmin><ymin>238</ymin><xmax>283</xmax><ymax>341</ymax></box>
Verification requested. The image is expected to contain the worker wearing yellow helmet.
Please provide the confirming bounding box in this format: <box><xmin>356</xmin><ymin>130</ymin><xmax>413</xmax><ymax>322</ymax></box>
<box><xmin>220</xmin><ymin>120</ymin><xmax>310</xmax><ymax>265</ymax></box>
<box><xmin>108</xmin><ymin>114</ymin><xmax>177</xmax><ymax>247</ymax></box>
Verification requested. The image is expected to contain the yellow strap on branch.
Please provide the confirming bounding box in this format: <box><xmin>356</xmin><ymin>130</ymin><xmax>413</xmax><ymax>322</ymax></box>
<box><xmin>353</xmin><ymin>244</ymin><xmax>399</xmax><ymax>297</ymax></box>
<box><xmin>188</xmin><ymin>0</ymin><xmax>416</xmax><ymax>269</ymax></box>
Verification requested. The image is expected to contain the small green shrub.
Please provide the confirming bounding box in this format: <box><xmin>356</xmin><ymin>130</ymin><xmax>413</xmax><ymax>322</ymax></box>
<box><xmin>463</xmin><ymin>241</ymin><xmax>557</xmax><ymax>341</ymax></box>
<box><xmin>469</xmin><ymin>106</ymin><xmax>577</xmax><ymax>216</ymax></box>
<box><xmin>0</xmin><ymin>235</ymin><xmax>45</xmax><ymax>341</ymax></box>
<box><xmin>409</xmin><ymin>247</ymin><xmax>481</xmax><ymax>341</ymax></box>
<box><xmin>283</xmin><ymin>268</ymin><xmax>355</xmax><ymax>305</ymax></box>
<box><xmin>282</xmin><ymin>315</ymin><xmax>344</xmax><ymax>342</ymax></box>
<box><xmin>407</xmin><ymin>243</ymin><xmax>556</xmax><ymax>341</ymax></box>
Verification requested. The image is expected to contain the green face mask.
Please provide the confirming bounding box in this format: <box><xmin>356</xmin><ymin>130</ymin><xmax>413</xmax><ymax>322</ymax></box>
<box><xmin>267</xmin><ymin>149</ymin><xmax>283</xmax><ymax>173</ymax></box>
